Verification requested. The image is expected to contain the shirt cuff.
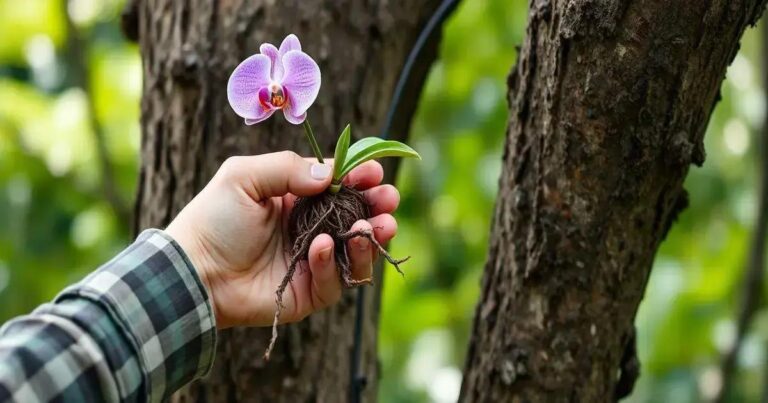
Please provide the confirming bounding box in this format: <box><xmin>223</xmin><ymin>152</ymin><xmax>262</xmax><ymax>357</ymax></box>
<box><xmin>56</xmin><ymin>229</ymin><xmax>217</xmax><ymax>402</ymax></box>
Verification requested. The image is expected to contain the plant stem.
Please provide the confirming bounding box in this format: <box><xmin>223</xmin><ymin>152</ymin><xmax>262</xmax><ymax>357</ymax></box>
<box><xmin>302</xmin><ymin>119</ymin><xmax>325</xmax><ymax>164</ymax></box>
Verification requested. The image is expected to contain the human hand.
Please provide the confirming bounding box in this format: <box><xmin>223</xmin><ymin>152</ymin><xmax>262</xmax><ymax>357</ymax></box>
<box><xmin>165</xmin><ymin>151</ymin><xmax>399</xmax><ymax>329</ymax></box>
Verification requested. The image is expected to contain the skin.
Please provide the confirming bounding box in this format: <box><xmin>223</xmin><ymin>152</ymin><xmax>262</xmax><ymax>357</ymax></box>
<box><xmin>166</xmin><ymin>151</ymin><xmax>400</xmax><ymax>329</ymax></box>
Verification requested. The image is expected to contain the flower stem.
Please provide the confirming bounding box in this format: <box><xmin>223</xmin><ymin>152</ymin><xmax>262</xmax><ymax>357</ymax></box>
<box><xmin>302</xmin><ymin>119</ymin><xmax>324</xmax><ymax>164</ymax></box>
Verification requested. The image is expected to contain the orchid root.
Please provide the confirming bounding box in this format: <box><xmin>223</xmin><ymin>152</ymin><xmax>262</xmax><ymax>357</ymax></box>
<box><xmin>263</xmin><ymin>186</ymin><xmax>409</xmax><ymax>361</ymax></box>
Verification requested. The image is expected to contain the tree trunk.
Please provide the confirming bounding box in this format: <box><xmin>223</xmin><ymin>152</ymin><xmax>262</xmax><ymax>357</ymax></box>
<box><xmin>131</xmin><ymin>1</ymin><xmax>444</xmax><ymax>401</ymax></box>
<box><xmin>461</xmin><ymin>1</ymin><xmax>766</xmax><ymax>401</ymax></box>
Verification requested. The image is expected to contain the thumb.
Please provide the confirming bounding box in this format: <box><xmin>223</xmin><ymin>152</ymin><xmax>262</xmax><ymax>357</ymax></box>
<box><xmin>220</xmin><ymin>151</ymin><xmax>332</xmax><ymax>200</ymax></box>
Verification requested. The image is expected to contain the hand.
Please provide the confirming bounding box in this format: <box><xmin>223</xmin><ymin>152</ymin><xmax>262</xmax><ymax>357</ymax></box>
<box><xmin>165</xmin><ymin>151</ymin><xmax>400</xmax><ymax>329</ymax></box>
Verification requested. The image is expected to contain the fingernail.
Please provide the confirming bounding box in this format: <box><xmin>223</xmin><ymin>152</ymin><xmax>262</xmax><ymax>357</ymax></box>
<box><xmin>355</xmin><ymin>237</ymin><xmax>370</xmax><ymax>251</ymax></box>
<box><xmin>319</xmin><ymin>247</ymin><xmax>332</xmax><ymax>263</ymax></box>
<box><xmin>311</xmin><ymin>163</ymin><xmax>331</xmax><ymax>180</ymax></box>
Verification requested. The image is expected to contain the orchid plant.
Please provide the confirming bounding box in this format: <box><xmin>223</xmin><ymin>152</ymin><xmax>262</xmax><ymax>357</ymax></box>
<box><xmin>227</xmin><ymin>34</ymin><xmax>420</xmax><ymax>193</ymax></box>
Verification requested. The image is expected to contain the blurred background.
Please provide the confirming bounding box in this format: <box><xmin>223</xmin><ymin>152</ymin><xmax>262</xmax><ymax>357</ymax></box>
<box><xmin>0</xmin><ymin>0</ymin><xmax>765</xmax><ymax>402</ymax></box>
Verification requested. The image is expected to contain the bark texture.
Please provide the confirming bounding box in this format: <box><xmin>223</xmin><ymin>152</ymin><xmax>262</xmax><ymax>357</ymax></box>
<box><xmin>461</xmin><ymin>1</ymin><xmax>767</xmax><ymax>401</ymax></box>
<box><xmin>132</xmin><ymin>1</ymin><xmax>444</xmax><ymax>401</ymax></box>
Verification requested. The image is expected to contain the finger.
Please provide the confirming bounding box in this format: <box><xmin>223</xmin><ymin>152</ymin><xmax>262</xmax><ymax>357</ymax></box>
<box><xmin>367</xmin><ymin>213</ymin><xmax>398</xmax><ymax>246</ymax></box>
<box><xmin>363</xmin><ymin>185</ymin><xmax>400</xmax><ymax>216</ymax></box>
<box><xmin>282</xmin><ymin>193</ymin><xmax>298</xmax><ymax>212</ymax></box>
<box><xmin>303</xmin><ymin>157</ymin><xmax>333</xmax><ymax>163</ymax></box>
<box><xmin>218</xmin><ymin>151</ymin><xmax>332</xmax><ymax>200</ymax></box>
<box><xmin>343</xmin><ymin>160</ymin><xmax>384</xmax><ymax>190</ymax></box>
<box><xmin>285</xmin><ymin>160</ymin><xmax>388</xmax><ymax>213</ymax></box>
<box><xmin>302</xmin><ymin>158</ymin><xmax>383</xmax><ymax>190</ymax></box>
<box><xmin>307</xmin><ymin>234</ymin><xmax>342</xmax><ymax>310</ymax></box>
<box><xmin>347</xmin><ymin>220</ymin><xmax>374</xmax><ymax>282</ymax></box>
<box><xmin>279</xmin><ymin>195</ymin><xmax>295</xmax><ymax>236</ymax></box>
<box><xmin>300</xmin><ymin>157</ymin><xmax>384</xmax><ymax>193</ymax></box>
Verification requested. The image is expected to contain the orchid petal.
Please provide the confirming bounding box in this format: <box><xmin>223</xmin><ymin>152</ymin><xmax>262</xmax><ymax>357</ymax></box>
<box><xmin>283</xmin><ymin>105</ymin><xmax>307</xmax><ymax>125</ymax></box>
<box><xmin>259</xmin><ymin>43</ymin><xmax>284</xmax><ymax>81</ymax></box>
<box><xmin>281</xmin><ymin>50</ymin><xmax>321</xmax><ymax>116</ymax></box>
<box><xmin>242</xmin><ymin>88</ymin><xmax>275</xmax><ymax>124</ymax></box>
<box><xmin>279</xmin><ymin>34</ymin><xmax>302</xmax><ymax>55</ymax></box>
<box><xmin>227</xmin><ymin>54</ymin><xmax>272</xmax><ymax>119</ymax></box>
<box><xmin>245</xmin><ymin>110</ymin><xmax>275</xmax><ymax>125</ymax></box>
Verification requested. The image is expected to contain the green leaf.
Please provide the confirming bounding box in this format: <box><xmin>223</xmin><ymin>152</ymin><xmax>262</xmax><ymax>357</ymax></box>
<box><xmin>332</xmin><ymin>124</ymin><xmax>351</xmax><ymax>182</ymax></box>
<box><xmin>338</xmin><ymin>137</ymin><xmax>421</xmax><ymax>180</ymax></box>
<box><xmin>345</xmin><ymin>137</ymin><xmax>382</xmax><ymax>159</ymax></box>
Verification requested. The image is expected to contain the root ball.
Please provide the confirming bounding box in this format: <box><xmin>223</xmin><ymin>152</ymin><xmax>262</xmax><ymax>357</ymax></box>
<box><xmin>264</xmin><ymin>186</ymin><xmax>408</xmax><ymax>360</ymax></box>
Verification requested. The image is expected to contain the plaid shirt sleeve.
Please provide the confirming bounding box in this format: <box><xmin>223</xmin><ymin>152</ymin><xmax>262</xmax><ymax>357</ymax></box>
<box><xmin>0</xmin><ymin>229</ymin><xmax>217</xmax><ymax>402</ymax></box>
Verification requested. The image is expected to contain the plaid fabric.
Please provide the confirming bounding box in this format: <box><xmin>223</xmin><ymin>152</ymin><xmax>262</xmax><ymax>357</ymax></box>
<box><xmin>0</xmin><ymin>229</ymin><xmax>217</xmax><ymax>402</ymax></box>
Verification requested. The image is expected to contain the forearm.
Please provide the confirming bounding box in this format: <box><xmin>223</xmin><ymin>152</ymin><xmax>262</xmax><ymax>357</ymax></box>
<box><xmin>0</xmin><ymin>230</ymin><xmax>216</xmax><ymax>402</ymax></box>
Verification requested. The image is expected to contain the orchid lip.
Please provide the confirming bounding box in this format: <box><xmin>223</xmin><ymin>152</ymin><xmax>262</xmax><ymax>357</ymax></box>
<box><xmin>257</xmin><ymin>84</ymin><xmax>288</xmax><ymax>111</ymax></box>
<box><xmin>269</xmin><ymin>84</ymin><xmax>286</xmax><ymax>108</ymax></box>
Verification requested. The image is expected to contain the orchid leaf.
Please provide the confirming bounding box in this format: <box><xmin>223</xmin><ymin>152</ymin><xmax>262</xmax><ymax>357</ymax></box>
<box><xmin>338</xmin><ymin>137</ymin><xmax>421</xmax><ymax>180</ymax></box>
<box><xmin>345</xmin><ymin>137</ymin><xmax>382</xmax><ymax>160</ymax></box>
<box><xmin>332</xmin><ymin>124</ymin><xmax>351</xmax><ymax>182</ymax></box>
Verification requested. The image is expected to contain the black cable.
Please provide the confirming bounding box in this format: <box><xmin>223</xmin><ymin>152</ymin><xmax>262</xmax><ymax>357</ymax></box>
<box><xmin>349</xmin><ymin>0</ymin><xmax>460</xmax><ymax>401</ymax></box>
<box><xmin>350</xmin><ymin>287</ymin><xmax>367</xmax><ymax>403</ymax></box>
<box><xmin>379</xmin><ymin>0</ymin><xmax>460</xmax><ymax>141</ymax></box>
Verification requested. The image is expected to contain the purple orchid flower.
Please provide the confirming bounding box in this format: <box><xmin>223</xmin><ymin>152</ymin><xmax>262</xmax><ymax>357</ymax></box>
<box><xmin>227</xmin><ymin>34</ymin><xmax>321</xmax><ymax>125</ymax></box>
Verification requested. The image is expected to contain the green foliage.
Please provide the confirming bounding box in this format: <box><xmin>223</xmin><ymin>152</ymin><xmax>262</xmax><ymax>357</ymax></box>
<box><xmin>331</xmin><ymin>125</ymin><xmax>420</xmax><ymax>192</ymax></box>
<box><xmin>0</xmin><ymin>0</ymin><xmax>136</xmax><ymax>322</ymax></box>
<box><xmin>332</xmin><ymin>124</ymin><xmax>351</xmax><ymax>182</ymax></box>
<box><xmin>336</xmin><ymin>136</ymin><xmax>420</xmax><ymax>182</ymax></box>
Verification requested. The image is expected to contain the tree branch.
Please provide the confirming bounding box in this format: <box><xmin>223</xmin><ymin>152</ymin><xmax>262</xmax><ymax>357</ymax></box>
<box><xmin>61</xmin><ymin>0</ymin><xmax>131</xmax><ymax>223</ymax></box>
<box><xmin>715</xmin><ymin>20</ymin><xmax>768</xmax><ymax>403</ymax></box>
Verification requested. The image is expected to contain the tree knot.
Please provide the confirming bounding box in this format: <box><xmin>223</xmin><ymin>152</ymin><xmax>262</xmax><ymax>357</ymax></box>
<box><xmin>499</xmin><ymin>348</ymin><xmax>530</xmax><ymax>386</ymax></box>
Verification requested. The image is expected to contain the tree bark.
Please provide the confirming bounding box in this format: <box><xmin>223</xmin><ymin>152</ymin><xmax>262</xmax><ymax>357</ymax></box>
<box><xmin>461</xmin><ymin>1</ymin><xmax>767</xmax><ymax>401</ymax></box>
<box><xmin>132</xmin><ymin>1</ymin><xmax>444</xmax><ymax>401</ymax></box>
